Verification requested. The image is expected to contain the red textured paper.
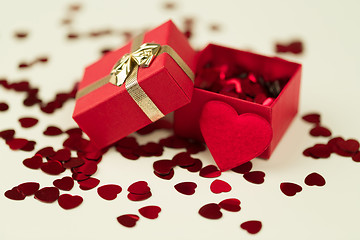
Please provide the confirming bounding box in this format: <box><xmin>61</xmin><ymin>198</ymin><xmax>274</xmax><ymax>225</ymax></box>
<box><xmin>73</xmin><ymin>20</ymin><xmax>196</xmax><ymax>148</ymax></box>
<box><xmin>174</xmin><ymin>44</ymin><xmax>301</xmax><ymax>159</ymax></box>
<box><xmin>200</xmin><ymin>101</ymin><xmax>272</xmax><ymax>171</ymax></box>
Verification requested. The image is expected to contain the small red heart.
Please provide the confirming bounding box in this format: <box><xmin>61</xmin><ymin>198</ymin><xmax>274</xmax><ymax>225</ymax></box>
<box><xmin>4</xmin><ymin>187</ymin><xmax>25</xmax><ymax>200</ymax></box>
<box><xmin>117</xmin><ymin>214</ymin><xmax>139</xmax><ymax>228</ymax></box>
<box><xmin>174</xmin><ymin>182</ymin><xmax>197</xmax><ymax>195</ymax></box>
<box><xmin>336</xmin><ymin>139</ymin><xmax>359</xmax><ymax>153</ymax></box>
<box><xmin>97</xmin><ymin>184</ymin><xmax>122</xmax><ymax>200</ymax></box>
<box><xmin>17</xmin><ymin>182</ymin><xmax>40</xmax><ymax>196</ymax></box>
<box><xmin>231</xmin><ymin>161</ymin><xmax>252</xmax><ymax>174</ymax></box>
<box><xmin>199</xmin><ymin>165</ymin><xmax>221</xmax><ymax>178</ymax></box>
<box><xmin>79</xmin><ymin>177</ymin><xmax>100</xmax><ymax>190</ymax></box>
<box><xmin>280</xmin><ymin>182</ymin><xmax>302</xmax><ymax>197</ymax></box>
<box><xmin>210</xmin><ymin>179</ymin><xmax>232</xmax><ymax>194</ymax></box>
<box><xmin>35</xmin><ymin>187</ymin><xmax>59</xmax><ymax>203</ymax></box>
<box><xmin>19</xmin><ymin>117</ymin><xmax>38</xmax><ymax>128</ymax></box>
<box><xmin>6</xmin><ymin>138</ymin><xmax>28</xmax><ymax>150</ymax></box>
<box><xmin>58</xmin><ymin>194</ymin><xmax>83</xmax><ymax>210</ymax></box>
<box><xmin>243</xmin><ymin>171</ymin><xmax>265</xmax><ymax>184</ymax></box>
<box><xmin>240</xmin><ymin>220</ymin><xmax>262</xmax><ymax>234</ymax></box>
<box><xmin>41</xmin><ymin>161</ymin><xmax>65</xmax><ymax>175</ymax></box>
<box><xmin>23</xmin><ymin>154</ymin><xmax>43</xmax><ymax>169</ymax></box>
<box><xmin>219</xmin><ymin>198</ymin><xmax>241</xmax><ymax>212</ymax></box>
<box><xmin>53</xmin><ymin>176</ymin><xmax>74</xmax><ymax>191</ymax></box>
<box><xmin>127</xmin><ymin>192</ymin><xmax>152</xmax><ymax>201</ymax></box>
<box><xmin>138</xmin><ymin>206</ymin><xmax>161</xmax><ymax>219</ymax></box>
<box><xmin>198</xmin><ymin>203</ymin><xmax>222</xmax><ymax>219</ymax></box>
<box><xmin>200</xmin><ymin>101</ymin><xmax>272</xmax><ymax>171</ymax></box>
<box><xmin>302</xmin><ymin>113</ymin><xmax>320</xmax><ymax>124</ymax></box>
<box><xmin>304</xmin><ymin>172</ymin><xmax>326</xmax><ymax>186</ymax></box>
<box><xmin>127</xmin><ymin>181</ymin><xmax>150</xmax><ymax>195</ymax></box>
<box><xmin>309</xmin><ymin>126</ymin><xmax>331</xmax><ymax>137</ymax></box>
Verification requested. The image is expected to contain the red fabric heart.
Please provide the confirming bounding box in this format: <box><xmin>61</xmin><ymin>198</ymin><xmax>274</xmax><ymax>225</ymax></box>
<box><xmin>210</xmin><ymin>179</ymin><xmax>232</xmax><ymax>194</ymax></box>
<box><xmin>200</xmin><ymin>101</ymin><xmax>272</xmax><ymax>171</ymax></box>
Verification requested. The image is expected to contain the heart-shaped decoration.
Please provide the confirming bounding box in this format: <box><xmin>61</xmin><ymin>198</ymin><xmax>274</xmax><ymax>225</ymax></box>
<box><xmin>336</xmin><ymin>139</ymin><xmax>359</xmax><ymax>153</ymax></box>
<box><xmin>127</xmin><ymin>181</ymin><xmax>151</xmax><ymax>195</ymax></box>
<box><xmin>97</xmin><ymin>184</ymin><xmax>122</xmax><ymax>200</ymax></box>
<box><xmin>243</xmin><ymin>171</ymin><xmax>265</xmax><ymax>184</ymax></box>
<box><xmin>4</xmin><ymin>187</ymin><xmax>25</xmax><ymax>200</ymax></box>
<box><xmin>41</xmin><ymin>160</ymin><xmax>65</xmax><ymax>175</ymax></box>
<box><xmin>53</xmin><ymin>176</ymin><xmax>74</xmax><ymax>191</ymax></box>
<box><xmin>117</xmin><ymin>214</ymin><xmax>139</xmax><ymax>228</ymax></box>
<box><xmin>198</xmin><ymin>203</ymin><xmax>222</xmax><ymax>219</ymax></box>
<box><xmin>58</xmin><ymin>194</ymin><xmax>83</xmax><ymax>210</ymax></box>
<box><xmin>304</xmin><ymin>172</ymin><xmax>326</xmax><ymax>186</ymax></box>
<box><xmin>174</xmin><ymin>182</ymin><xmax>197</xmax><ymax>195</ymax></box>
<box><xmin>17</xmin><ymin>182</ymin><xmax>40</xmax><ymax>196</ymax></box>
<box><xmin>34</xmin><ymin>187</ymin><xmax>60</xmax><ymax>203</ymax></box>
<box><xmin>240</xmin><ymin>220</ymin><xmax>262</xmax><ymax>234</ymax></box>
<box><xmin>280</xmin><ymin>182</ymin><xmax>302</xmax><ymax>197</ymax></box>
<box><xmin>138</xmin><ymin>206</ymin><xmax>161</xmax><ymax>219</ymax></box>
<box><xmin>219</xmin><ymin>198</ymin><xmax>241</xmax><ymax>212</ymax></box>
<box><xmin>200</xmin><ymin>101</ymin><xmax>272</xmax><ymax>171</ymax></box>
<box><xmin>210</xmin><ymin>179</ymin><xmax>232</xmax><ymax>194</ymax></box>
<box><xmin>23</xmin><ymin>154</ymin><xmax>43</xmax><ymax>169</ymax></box>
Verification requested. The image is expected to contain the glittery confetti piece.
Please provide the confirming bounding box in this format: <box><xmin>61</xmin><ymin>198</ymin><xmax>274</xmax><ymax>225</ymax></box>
<box><xmin>231</xmin><ymin>161</ymin><xmax>252</xmax><ymax>174</ymax></box>
<box><xmin>172</xmin><ymin>152</ymin><xmax>195</xmax><ymax>167</ymax></box>
<box><xmin>352</xmin><ymin>152</ymin><xmax>360</xmax><ymax>162</ymax></box>
<box><xmin>17</xmin><ymin>182</ymin><xmax>40</xmax><ymax>196</ymax></box>
<box><xmin>0</xmin><ymin>102</ymin><xmax>9</xmax><ymax>111</ymax></box>
<box><xmin>53</xmin><ymin>177</ymin><xmax>74</xmax><ymax>191</ymax></box>
<box><xmin>199</xmin><ymin>165</ymin><xmax>221</xmax><ymax>178</ymax></box>
<box><xmin>186</xmin><ymin>159</ymin><xmax>203</xmax><ymax>172</ymax></box>
<box><xmin>219</xmin><ymin>198</ymin><xmax>241</xmax><ymax>212</ymax></box>
<box><xmin>4</xmin><ymin>187</ymin><xmax>25</xmax><ymax>200</ymax></box>
<box><xmin>43</xmin><ymin>126</ymin><xmax>63</xmax><ymax>136</ymax></box>
<box><xmin>210</xmin><ymin>179</ymin><xmax>232</xmax><ymax>194</ymax></box>
<box><xmin>336</xmin><ymin>139</ymin><xmax>359</xmax><ymax>153</ymax></box>
<box><xmin>6</xmin><ymin>138</ymin><xmax>28</xmax><ymax>150</ymax></box>
<box><xmin>243</xmin><ymin>171</ymin><xmax>265</xmax><ymax>184</ymax></box>
<box><xmin>240</xmin><ymin>220</ymin><xmax>262</xmax><ymax>234</ymax></box>
<box><xmin>198</xmin><ymin>203</ymin><xmax>222</xmax><ymax>219</ymax></box>
<box><xmin>128</xmin><ymin>181</ymin><xmax>150</xmax><ymax>195</ymax></box>
<box><xmin>36</xmin><ymin>146</ymin><xmax>55</xmax><ymax>158</ymax></box>
<box><xmin>127</xmin><ymin>192</ymin><xmax>152</xmax><ymax>201</ymax></box>
<box><xmin>58</xmin><ymin>194</ymin><xmax>83</xmax><ymax>210</ymax></box>
<box><xmin>0</xmin><ymin>129</ymin><xmax>15</xmax><ymax>140</ymax></box>
<box><xmin>34</xmin><ymin>187</ymin><xmax>60</xmax><ymax>203</ymax></box>
<box><xmin>23</xmin><ymin>154</ymin><xmax>43</xmax><ymax>169</ymax></box>
<box><xmin>305</xmin><ymin>173</ymin><xmax>326</xmax><ymax>187</ymax></box>
<box><xmin>310</xmin><ymin>126</ymin><xmax>332</xmax><ymax>137</ymax></box>
<box><xmin>117</xmin><ymin>214</ymin><xmax>139</xmax><ymax>227</ymax></box>
<box><xmin>74</xmin><ymin>161</ymin><xmax>97</xmax><ymax>176</ymax></box>
<box><xmin>174</xmin><ymin>182</ymin><xmax>197</xmax><ymax>195</ymax></box>
<box><xmin>280</xmin><ymin>182</ymin><xmax>302</xmax><ymax>196</ymax></box>
<box><xmin>154</xmin><ymin>168</ymin><xmax>174</xmax><ymax>180</ymax></box>
<box><xmin>79</xmin><ymin>178</ymin><xmax>100</xmax><ymax>191</ymax></box>
<box><xmin>41</xmin><ymin>161</ymin><xmax>65</xmax><ymax>175</ymax></box>
<box><xmin>153</xmin><ymin>160</ymin><xmax>174</xmax><ymax>175</ymax></box>
<box><xmin>51</xmin><ymin>148</ymin><xmax>71</xmax><ymax>161</ymax></box>
<box><xmin>97</xmin><ymin>184</ymin><xmax>122</xmax><ymax>200</ymax></box>
<box><xmin>63</xmin><ymin>158</ymin><xmax>85</xmax><ymax>169</ymax></box>
<box><xmin>138</xmin><ymin>206</ymin><xmax>161</xmax><ymax>219</ymax></box>
<box><xmin>302</xmin><ymin>113</ymin><xmax>320</xmax><ymax>124</ymax></box>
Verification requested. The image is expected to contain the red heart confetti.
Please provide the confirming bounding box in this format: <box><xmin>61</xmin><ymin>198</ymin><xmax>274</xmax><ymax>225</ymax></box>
<box><xmin>117</xmin><ymin>214</ymin><xmax>139</xmax><ymax>228</ymax></box>
<box><xmin>153</xmin><ymin>159</ymin><xmax>174</xmax><ymax>175</ymax></box>
<box><xmin>51</xmin><ymin>148</ymin><xmax>71</xmax><ymax>161</ymax></box>
<box><xmin>74</xmin><ymin>161</ymin><xmax>97</xmax><ymax>176</ymax></box>
<box><xmin>23</xmin><ymin>154</ymin><xmax>43</xmax><ymax>169</ymax></box>
<box><xmin>172</xmin><ymin>152</ymin><xmax>195</xmax><ymax>167</ymax></box>
<box><xmin>352</xmin><ymin>152</ymin><xmax>360</xmax><ymax>162</ymax></box>
<box><xmin>19</xmin><ymin>117</ymin><xmax>38</xmax><ymax>128</ymax></box>
<box><xmin>240</xmin><ymin>220</ymin><xmax>262</xmax><ymax>234</ymax></box>
<box><xmin>43</xmin><ymin>126</ymin><xmax>63</xmax><ymax>136</ymax></box>
<box><xmin>127</xmin><ymin>192</ymin><xmax>152</xmax><ymax>201</ymax></box>
<box><xmin>231</xmin><ymin>161</ymin><xmax>253</xmax><ymax>174</ymax></box>
<box><xmin>329</xmin><ymin>137</ymin><xmax>354</xmax><ymax>157</ymax></box>
<box><xmin>63</xmin><ymin>157</ymin><xmax>85</xmax><ymax>168</ymax></box>
<box><xmin>280</xmin><ymin>182</ymin><xmax>302</xmax><ymax>196</ymax></box>
<box><xmin>174</xmin><ymin>182</ymin><xmax>197</xmax><ymax>195</ymax></box>
<box><xmin>310</xmin><ymin>126</ymin><xmax>332</xmax><ymax>137</ymax></box>
<box><xmin>97</xmin><ymin>184</ymin><xmax>122</xmax><ymax>200</ymax></box>
<box><xmin>186</xmin><ymin>158</ymin><xmax>203</xmax><ymax>172</ymax></box>
<box><xmin>138</xmin><ymin>206</ymin><xmax>161</xmax><ymax>219</ymax></box>
<box><xmin>303</xmin><ymin>144</ymin><xmax>332</xmax><ymax>159</ymax></box>
<box><xmin>79</xmin><ymin>178</ymin><xmax>100</xmax><ymax>191</ymax></box>
<box><xmin>58</xmin><ymin>194</ymin><xmax>83</xmax><ymax>210</ymax></box>
<box><xmin>34</xmin><ymin>187</ymin><xmax>60</xmax><ymax>203</ymax></box>
<box><xmin>302</xmin><ymin>113</ymin><xmax>320</xmax><ymax>124</ymax></box>
<box><xmin>210</xmin><ymin>179</ymin><xmax>232</xmax><ymax>194</ymax></box>
<box><xmin>304</xmin><ymin>172</ymin><xmax>326</xmax><ymax>187</ymax></box>
<box><xmin>72</xmin><ymin>172</ymin><xmax>89</xmax><ymax>181</ymax></box>
<box><xmin>243</xmin><ymin>171</ymin><xmax>265</xmax><ymax>184</ymax></box>
<box><xmin>4</xmin><ymin>187</ymin><xmax>25</xmax><ymax>200</ymax></box>
<box><xmin>53</xmin><ymin>176</ymin><xmax>74</xmax><ymax>191</ymax></box>
<box><xmin>0</xmin><ymin>102</ymin><xmax>9</xmax><ymax>111</ymax></box>
<box><xmin>154</xmin><ymin>168</ymin><xmax>175</xmax><ymax>180</ymax></box>
<box><xmin>275</xmin><ymin>40</ymin><xmax>303</xmax><ymax>54</ymax></box>
<box><xmin>199</xmin><ymin>165</ymin><xmax>221</xmax><ymax>178</ymax></box>
<box><xmin>36</xmin><ymin>146</ymin><xmax>55</xmax><ymax>158</ymax></box>
<box><xmin>17</xmin><ymin>182</ymin><xmax>40</xmax><ymax>196</ymax></box>
<box><xmin>219</xmin><ymin>198</ymin><xmax>241</xmax><ymax>212</ymax></box>
<box><xmin>21</xmin><ymin>140</ymin><xmax>36</xmax><ymax>151</ymax></box>
<box><xmin>41</xmin><ymin>160</ymin><xmax>65</xmax><ymax>175</ymax></box>
<box><xmin>198</xmin><ymin>203</ymin><xmax>222</xmax><ymax>220</ymax></box>
<box><xmin>336</xmin><ymin>139</ymin><xmax>359</xmax><ymax>153</ymax></box>
<box><xmin>128</xmin><ymin>181</ymin><xmax>151</xmax><ymax>195</ymax></box>
<box><xmin>6</xmin><ymin>138</ymin><xmax>29</xmax><ymax>150</ymax></box>
<box><xmin>0</xmin><ymin>129</ymin><xmax>15</xmax><ymax>140</ymax></box>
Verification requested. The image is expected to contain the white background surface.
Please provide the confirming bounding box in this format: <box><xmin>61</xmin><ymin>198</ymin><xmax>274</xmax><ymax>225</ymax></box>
<box><xmin>1</xmin><ymin>0</ymin><xmax>360</xmax><ymax>239</ymax></box>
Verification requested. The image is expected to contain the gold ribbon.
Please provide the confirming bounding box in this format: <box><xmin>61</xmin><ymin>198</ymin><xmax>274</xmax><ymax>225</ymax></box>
<box><xmin>76</xmin><ymin>33</ymin><xmax>194</xmax><ymax>122</ymax></box>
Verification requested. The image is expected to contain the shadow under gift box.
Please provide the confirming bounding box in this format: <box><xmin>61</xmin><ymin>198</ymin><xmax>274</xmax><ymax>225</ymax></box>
<box><xmin>73</xmin><ymin>20</ymin><xmax>196</xmax><ymax>149</ymax></box>
<box><xmin>173</xmin><ymin>44</ymin><xmax>302</xmax><ymax>159</ymax></box>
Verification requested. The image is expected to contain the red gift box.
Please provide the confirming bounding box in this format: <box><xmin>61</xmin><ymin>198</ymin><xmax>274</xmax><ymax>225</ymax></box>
<box><xmin>174</xmin><ymin>44</ymin><xmax>302</xmax><ymax>159</ymax></box>
<box><xmin>73</xmin><ymin>20</ymin><xmax>196</xmax><ymax>148</ymax></box>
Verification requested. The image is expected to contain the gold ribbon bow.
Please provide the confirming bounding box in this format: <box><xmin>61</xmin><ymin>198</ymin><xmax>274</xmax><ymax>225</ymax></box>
<box><xmin>76</xmin><ymin>33</ymin><xmax>194</xmax><ymax>122</ymax></box>
<box><xmin>109</xmin><ymin>43</ymin><xmax>161</xmax><ymax>87</ymax></box>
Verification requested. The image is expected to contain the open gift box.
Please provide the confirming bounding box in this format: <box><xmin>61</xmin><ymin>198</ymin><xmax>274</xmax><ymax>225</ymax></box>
<box><xmin>174</xmin><ymin>44</ymin><xmax>302</xmax><ymax>166</ymax></box>
<box><xmin>73</xmin><ymin>20</ymin><xmax>196</xmax><ymax>148</ymax></box>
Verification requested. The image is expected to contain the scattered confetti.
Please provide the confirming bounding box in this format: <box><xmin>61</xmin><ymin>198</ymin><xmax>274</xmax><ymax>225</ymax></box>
<box><xmin>174</xmin><ymin>182</ymin><xmax>197</xmax><ymax>195</ymax></box>
<box><xmin>243</xmin><ymin>171</ymin><xmax>265</xmax><ymax>184</ymax></box>
<box><xmin>198</xmin><ymin>203</ymin><xmax>222</xmax><ymax>220</ymax></box>
<box><xmin>231</xmin><ymin>161</ymin><xmax>252</xmax><ymax>174</ymax></box>
<box><xmin>58</xmin><ymin>194</ymin><xmax>83</xmax><ymax>210</ymax></box>
<box><xmin>138</xmin><ymin>206</ymin><xmax>161</xmax><ymax>219</ymax></box>
<box><xmin>117</xmin><ymin>214</ymin><xmax>139</xmax><ymax>228</ymax></box>
<box><xmin>17</xmin><ymin>182</ymin><xmax>40</xmax><ymax>196</ymax></box>
<box><xmin>23</xmin><ymin>154</ymin><xmax>43</xmax><ymax>169</ymax></box>
<box><xmin>34</xmin><ymin>187</ymin><xmax>60</xmax><ymax>203</ymax></box>
<box><xmin>304</xmin><ymin>173</ymin><xmax>326</xmax><ymax>187</ymax></box>
<box><xmin>97</xmin><ymin>184</ymin><xmax>122</xmax><ymax>200</ymax></box>
<box><xmin>53</xmin><ymin>177</ymin><xmax>74</xmax><ymax>191</ymax></box>
<box><xmin>19</xmin><ymin>117</ymin><xmax>38</xmax><ymax>128</ymax></box>
<box><xmin>0</xmin><ymin>102</ymin><xmax>9</xmax><ymax>111</ymax></box>
<box><xmin>210</xmin><ymin>179</ymin><xmax>232</xmax><ymax>194</ymax></box>
<box><xmin>199</xmin><ymin>165</ymin><xmax>221</xmax><ymax>178</ymax></box>
<box><xmin>280</xmin><ymin>182</ymin><xmax>302</xmax><ymax>197</ymax></box>
<box><xmin>240</xmin><ymin>220</ymin><xmax>262</xmax><ymax>234</ymax></box>
<box><xmin>4</xmin><ymin>187</ymin><xmax>25</xmax><ymax>200</ymax></box>
<box><xmin>218</xmin><ymin>198</ymin><xmax>241</xmax><ymax>212</ymax></box>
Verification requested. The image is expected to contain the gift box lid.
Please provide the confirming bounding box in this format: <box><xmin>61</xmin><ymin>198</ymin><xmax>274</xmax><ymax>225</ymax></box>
<box><xmin>73</xmin><ymin>20</ymin><xmax>196</xmax><ymax>148</ymax></box>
